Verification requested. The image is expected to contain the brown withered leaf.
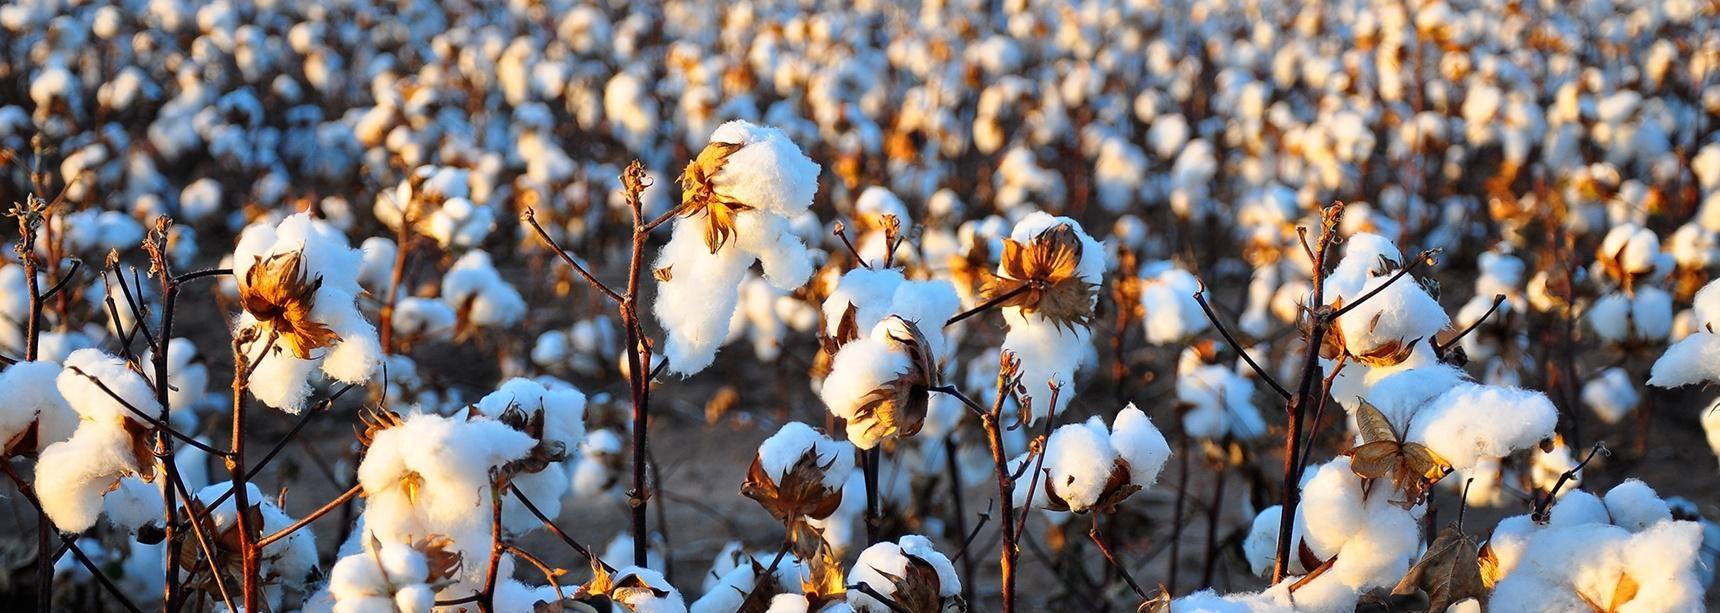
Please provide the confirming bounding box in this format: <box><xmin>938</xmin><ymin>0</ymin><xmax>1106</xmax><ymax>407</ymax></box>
<box><xmin>239</xmin><ymin>250</ymin><xmax>341</xmax><ymax>359</ymax></box>
<box><xmin>122</xmin><ymin>417</ymin><xmax>158</xmax><ymax>482</ymax></box>
<box><xmin>985</xmin><ymin>224</ymin><xmax>1098</xmax><ymax>331</ymax></box>
<box><xmin>1344</xmin><ymin>399</ymin><xmax>1452</xmax><ymax>508</ymax></box>
<box><xmin>411</xmin><ymin>535</ymin><xmax>465</xmax><ymax>586</ymax></box>
<box><xmin>680</xmin><ymin>141</ymin><xmax>751</xmax><ymax>253</ymax></box>
<box><xmin>355</xmin><ymin>406</ymin><xmax>405</xmax><ymax>447</ymax></box>
<box><xmin>1137</xmin><ymin>584</ymin><xmax>1173</xmax><ymax>613</ymax></box>
<box><xmin>1578</xmin><ymin>571</ymin><xmax>1639</xmax><ymax>613</ymax></box>
<box><xmin>1391</xmin><ymin>524</ymin><xmax>1489</xmax><ymax>612</ymax></box>
<box><xmin>740</xmin><ymin>450</ymin><xmax>844</xmax><ymax>522</ymax></box>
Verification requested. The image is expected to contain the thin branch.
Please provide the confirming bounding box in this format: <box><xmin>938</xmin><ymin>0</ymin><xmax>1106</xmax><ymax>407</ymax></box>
<box><xmin>256</xmin><ymin>483</ymin><xmax>362</xmax><ymax>549</ymax></box>
<box><xmin>0</xmin><ymin>461</ymin><xmax>146</xmax><ymax>613</ymax></box>
<box><xmin>1088</xmin><ymin>514</ymin><xmax>1148</xmax><ymax>599</ymax></box>
<box><xmin>1192</xmin><ymin>285</ymin><xmax>1292</xmax><ymax>400</ymax></box>
<box><xmin>506</xmin><ymin>544</ymin><xmax>567</xmax><ymax>602</ymax></box>
<box><xmin>832</xmin><ymin>221</ymin><xmax>871</xmax><ymax>270</ymax></box>
<box><xmin>37</xmin><ymin>258</ymin><xmax>82</xmax><ymax>301</ymax></box>
<box><xmin>1437</xmin><ymin>293</ymin><xmax>1507</xmax><ymax>353</ymax></box>
<box><xmin>173</xmin><ymin>268</ymin><xmax>232</xmax><ymax>284</ymax></box>
<box><xmin>641</xmin><ymin>201</ymin><xmax>694</xmax><ymax>233</ymax></box>
<box><xmin>520</xmin><ymin>208</ymin><xmax>624</xmax><ymax>304</ymax></box>
<box><xmin>1327</xmin><ymin>248</ymin><xmax>1441</xmax><ymax>320</ymax></box>
<box><xmin>946</xmin><ymin>282</ymin><xmax>1032</xmax><ymax>327</ymax></box>
<box><xmin>509</xmin><ymin>482</ymin><xmax>613</xmax><ymax>572</ymax></box>
<box><xmin>1532</xmin><ymin>442</ymin><xmax>1607</xmax><ymax>523</ymax></box>
<box><xmin>738</xmin><ymin>538</ymin><xmax>793</xmax><ymax>609</ymax></box>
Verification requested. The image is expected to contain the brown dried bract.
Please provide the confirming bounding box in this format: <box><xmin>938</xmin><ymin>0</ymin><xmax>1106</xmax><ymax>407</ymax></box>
<box><xmin>239</xmin><ymin>250</ymin><xmax>340</xmax><ymax>359</ymax></box>
<box><xmin>680</xmin><ymin>140</ymin><xmax>751</xmax><ymax>254</ymax></box>
<box><xmin>1344</xmin><ymin>399</ymin><xmax>1453</xmax><ymax>508</ymax></box>
<box><xmin>848</xmin><ymin>317</ymin><xmax>939</xmax><ymax>445</ymax></box>
<box><xmin>740</xmin><ymin>447</ymin><xmax>845</xmax><ymax>523</ymax></box>
<box><xmin>984</xmin><ymin>224</ymin><xmax>1097</xmax><ymax>331</ymax></box>
<box><xmin>1391</xmin><ymin>524</ymin><xmax>1490</xmax><ymax>612</ymax></box>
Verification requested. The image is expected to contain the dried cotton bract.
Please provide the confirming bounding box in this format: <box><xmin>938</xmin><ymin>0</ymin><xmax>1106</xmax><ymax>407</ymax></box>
<box><xmin>993</xmin><ymin>213</ymin><xmax>1103</xmax><ymax>419</ymax></box>
<box><xmin>744</xmin><ymin>421</ymin><xmax>855</xmax><ymax>522</ymax></box>
<box><xmin>846</xmin><ymin>535</ymin><xmax>962</xmax><ymax>613</ymax></box>
<box><xmin>655</xmin><ymin>120</ymin><xmax>821</xmax><ymax>376</ymax></box>
<box><xmin>233</xmin><ymin>213</ymin><xmax>381</xmax><ymax>412</ymax></box>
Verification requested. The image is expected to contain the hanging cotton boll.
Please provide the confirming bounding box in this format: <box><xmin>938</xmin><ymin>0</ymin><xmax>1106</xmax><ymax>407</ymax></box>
<box><xmin>442</xmin><ymin>251</ymin><xmax>526</xmax><ymax>331</ymax></box>
<box><xmin>994</xmin><ymin>213</ymin><xmax>1103</xmax><ymax>419</ymax></box>
<box><xmin>1580</xmin><ymin>367</ymin><xmax>1638</xmax><ymax>425</ymax></box>
<box><xmin>232</xmin><ymin>213</ymin><xmax>380</xmax><ymax>410</ymax></box>
<box><xmin>820</xmin><ymin>326</ymin><xmax>918</xmax><ymax>450</ymax></box>
<box><xmin>139</xmin><ymin>338</ymin><xmax>208</xmax><ymax>412</ymax></box>
<box><xmin>1406</xmin><ymin>383</ymin><xmax>1558</xmax><ymax>471</ymax></box>
<box><xmin>0</xmin><ymin>361</ymin><xmax>76</xmax><ymax>454</ymax></box>
<box><xmin>1111</xmin><ymin>404</ymin><xmax>1172</xmax><ymax>488</ymax></box>
<box><xmin>847</xmin><ymin>535</ymin><xmax>960</xmax><ymax>613</ymax></box>
<box><xmin>1649</xmin><ymin>280</ymin><xmax>1720</xmax><ymax>387</ymax></box>
<box><xmin>1137</xmin><ymin>263</ymin><xmax>1208</xmax><ymax>344</ymax></box>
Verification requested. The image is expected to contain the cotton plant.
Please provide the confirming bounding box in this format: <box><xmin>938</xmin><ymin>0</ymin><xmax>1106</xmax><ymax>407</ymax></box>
<box><xmin>653</xmin><ymin>120</ymin><xmax>821</xmax><ymax>376</ymax></box>
<box><xmin>1136</xmin><ymin>262</ymin><xmax>1209</xmax><ymax>345</ymax></box>
<box><xmin>376</xmin><ymin>165</ymin><xmax>497</xmax><ymax>251</ymax></box>
<box><xmin>817</xmin><ymin>265</ymin><xmax>961</xmax><ymax>449</ymax></box>
<box><xmin>232</xmin><ymin>213</ymin><xmax>381</xmax><ymax>412</ymax></box>
<box><xmin>188</xmin><ymin>481</ymin><xmax>321</xmax><ymax>611</ymax></box>
<box><xmin>318</xmin><ymin>536</ymin><xmax>462</xmax><ymax>613</ymax></box>
<box><xmin>1176</xmin><ymin>344</ymin><xmax>1269</xmax><ymax>442</ymax></box>
<box><xmin>989</xmin><ymin>213</ymin><xmax>1103</xmax><ymax>420</ymax></box>
<box><xmin>470</xmin><ymin>377</ymin><xmax>588</xmax><ymax>531</ymax></box>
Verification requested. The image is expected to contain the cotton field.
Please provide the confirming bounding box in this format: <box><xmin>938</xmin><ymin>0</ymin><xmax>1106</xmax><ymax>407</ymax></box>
<box><xmin>1</xmin><ymin>0</ymin><xmax>1718</xmax><ymax>611</ymax></box>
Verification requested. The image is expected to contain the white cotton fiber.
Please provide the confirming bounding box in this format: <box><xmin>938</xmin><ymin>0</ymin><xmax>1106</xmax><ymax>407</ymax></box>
<box><xmin>1111</xmin><ymin>404</ymin><xmax>1171</xmax><ymax>488</ymax></box>
<box><xmin>58</xmin><ymin>348</ymin><xmax>161</xmax><ymax>424</ymax></box>
<box><xmin>758</xmin><ymin>421</ymin><xmax>854</xmax><ymax>490</ymax></box>
<box><xmin>1408</xmin><ymin>383</ymin><xmax>1557</xmax><ymax>470</ymax></box>
<box><xmin>1140</xmin><ymin>265</ymin><xmax>1209</xmax><ymax>344</ymax></box>
<box><xmin>1333</xmin><ymin>274</ymin><xmax>1448</xmax><ymax>357</ymax></box>
<box><xmin>1603</xmin><ymin>479</ymin><xmax>1672</xmax><ymax>533</ymax></box>
<box><xmin>1649</xmin><ymin>330</ymin><xmax>1720</xmax><ymax>388</ymax></box>
<box><xmin>707</xmin><ymin>120</ymin><xmax>821</xmax><ymax>217</ymax></box>
<box><xmin>0</xmin><ymin>361</ymin><xmax>75</xmax><ymax>453</ymax></box>
<box><xmin>1042</xmin><ymin>418</ymin><xmax>1119</xmax><ymax>512</ymax></box>
<box><xmin>1581</xmin><ymin>367</ymin><xmax>1638</xmax><ymax>424</ymax></box>
<box><xmin>820</xmin><ymin>336</ymin><xmax>910</xmax><ymax>450</ymax></box>
<box><xmin>36</xmin><ymin>422</ymin><xmax>139</xmax><ymax>532</ymax></box>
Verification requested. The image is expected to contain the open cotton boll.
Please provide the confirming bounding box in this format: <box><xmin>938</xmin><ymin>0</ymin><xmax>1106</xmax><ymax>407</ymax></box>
<box><xmin>327</xmin><ymin>542</ymin><xmax>433</xmax><ymax>612</ymax></box>
<box><xmin>36</xmin><ymin>422</ymin><xmax>140</xmax><ymax>532</ymax></box>
<box><xmin>847</xmin><ymin>535</ymin><xmax>959</xmax><ymax>612</ymax></box>
<box><xmin>1649</xmin><ymin>284</ymin><xmax>1720</xmax><ymax>385</ymax></box>
<box><xmin>819</xmin><ymin>336</ymin><xmax>911</xmax><ymax>449</ymax></box>
<box><xmin>1324</xmin><ymin>233</ymin><xmax>1403</xmax><ymax>301</ymax></box>
<box><xmin>0</xmin><ymin>361</ymin><xmax>76</xmax><ymax>453</ymax></box>
<box><xmin>821</xmin><ymin>267</ymin><xmax>906</xmax><ymax>339</ymax></box>
<box><xmin>1139</xmin><ymin>265</ymin><xmax>1208</xmax><ymax>344</ymax></box>
<box><xmin>1111</xmin><ymin>404</ymin><xmax>1171</xmax><ymax>488</ymax></box>
<box><xmin>1603</xmin><ymin>479</ymin><xmax>1672</xmax><ymax>533</ymax></box>
<box><xmin>441</xmin><ymin>251</ymin><xmax>526</xmax><ymax>330</ymax></box>
<box><xmin>1580</xmin><ymin>367</ymin><xmax>1638</xmax><ymax>424</ymax></box>
<box><xmin>356</xmin><ymin>236</ymin><xmax>397</xmax><ymax>292</ymax></box>
<box><xmin>1296</xmin><ymin>458</ymin><xmax>1368</xmax><ymax>558</ymax></box>
<box><xmin>654</xmin><ymin>216</ymin><xmax>772</xmax><ymax>375</ymax></box>
<box><xmin>758</xmin><ymin>421</ymin><xmax>855</xmax><ymax>491</ymax></box>
<box><xmin>1041</xmin><ymin>418</ymin><xmax>1119</xmax><ymax>512</ymax></box>
<box><xmin>707</xmin><ymin>120</ymin><xmax>821</xmax><ymax>217</ymax></box>
<box><xmin>194</xmin><ymin>481</ymin><xmax>320</xmax><ymax>608</ymax></box>
<box><xmin>1406</xmin><ymin>383</ymin><xmax>1558</xmax><ymax>471</ymax></box>
<box><xmin>1333</xmin><ymin>274</ymin><xmax>1448</xmax><ymax>357</ymax></box>
<box><xmin>473</xmin><ymin>377</ymin><xmax>587</xmax><ymax>457</ymax></box>
<box><xmin>358</xmin><ymin>412</ymin><xmax>536</xmax><ymax>562</ymax></box>
<box><xmin>999</xmin><ymin>316</ymin><xmax>1089</xmax><ymax>419</ymax></box>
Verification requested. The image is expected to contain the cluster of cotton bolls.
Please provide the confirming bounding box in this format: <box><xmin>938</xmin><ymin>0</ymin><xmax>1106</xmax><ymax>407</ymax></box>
<box><xmin>3</xmin><ymin>0</ymin><xmax>1720</xmax><ymax>609</ymax></box>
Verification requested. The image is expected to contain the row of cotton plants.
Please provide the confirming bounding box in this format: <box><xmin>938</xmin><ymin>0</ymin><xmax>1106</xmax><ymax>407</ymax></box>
<box><xmin>3</xmin><ymin>0</ymin><xmax>1720</xmax><ymax>611</ymax></box>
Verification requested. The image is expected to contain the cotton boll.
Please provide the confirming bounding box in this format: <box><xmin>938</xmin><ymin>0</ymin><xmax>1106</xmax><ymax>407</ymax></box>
<box><xmin>442</xmin><ymin>251</ymin><xmax>526</xmax><ymax>330</ymax></box>
<box><xmin>0</xmin><ymin>361</ymin><xmax>76</xmax><ymax>453</ymax></box>
<box><xmin>1111</xmin><ymin>404</ymin><xmax>1171</xmax><ymax>488</ymax></box>
<box><xmin>707</xmin><ymin>120</ymin><xmax>821</xmax><ymax>217</ymax></box>
<box><xmin>1547</xmin><ymin>490</ymin><xmax>1612</xmax><ymax>528</ymax></box>
<box><xmin>473</xmin><ymin>378</ymin><xmax>587</xmax><ymax>457</ymax></box>
<box><xmin>58</xmin><ymin>348</ymin><xmax>162</xmax><ymax>424</ymax></box>
<box><xmin>36</xmin><ymin>422</ymin><xmax>141</xmax><ymax>531</ymax></box>
<box><xmin>820</xmin><ymin>337</ymin><xmax>910</xmax><ymax>449</ymax></box>
<box><xmin>356</xmin><ymin>236</ymin><xmax>397</xmax><ymax>292</ymax></box>
<box><xmin>653</xmin><ymin>218</ymin><xmax>755</xmax><ymax>375</ymax></box>
<box><xmin>1243</xmin><ymin>506</ymin><xmax>1293</xmax><ymax>577</ymax></box>
<box><xmin>758</xmin><ymin>421</ymin><xmax>855</xmax><ymax>491</ymax></box>
<box><xmin>821</xmin><ymin>267</ymin><xmax>906</xmax><ymax>338</ymax></box>
<box><xmin>1603</xmin><ymin>479</ymin><xmax>1672</xmax><ymax>533</ymax></box>
<box><xmin>244</xmin><ymin>343</ymin><xmax>319</xmax><ymax>413</ymax></box>
<box><xmin>847</xmin><ymin>536</ymin><xmax>959</xmax><ymax>612</ymax></box>
<box><xmin>1580</xmin><ymin>367</ymin><xmax>1638</xmax><ymax>424</ymax></box>
<box><xmin>102</xmin><ymin>475</ymin><xmax>164</xmax><ymax>535</ymax></box>
<box><xmin>1139</xmin><ymin>265</ymin><xmax>1209</xmax><ymax>344</ymax></box>
<box><xmin>1332</xmin><ymin>274</ymin><xmax>1448</xmax><ymax>358</ymax></box>
<box><xmin>1297</xmin><ymin>459</ymin><xmax>1367</xmax><ymax>558</ymax></box>
<box><xmin>1041</xmin><ymin>418</ymin><xmax>1118</xmax><ymax>512</ymax></box>
<box><xmin>1408</xmin><ymin>383</ymin><xmax>1558</xmax><ymax>470</ymax></box>
<box><xmin>140</xmin><ymin>338</ymin><xmax>209</xmax><ymax>411</ymax></box>
<box><xmin>1649</xmin><ymin>328</ymin><xmax>1720</xmax><ymax>388</ymax></box>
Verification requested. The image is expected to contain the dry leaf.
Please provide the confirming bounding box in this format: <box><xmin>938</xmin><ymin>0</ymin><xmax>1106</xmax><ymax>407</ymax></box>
<box><xmin>1391</xmin><ymin>525</ymin><xmax>1489</xmax><ymax>612</ymax></box>
<box><xmin>679</xmin><ymin>141</ymin><xmax>751</xmax><ymax>253</ymax></box>
<box><xmin>1345</xmin><ymin>399</ymin><xmax>1453</xmax><ymax>508</ymax></box>
<box><xmin>239</xmin><ymin>250</ymin><xmax>341</xmax><ymax>359</ymax></box>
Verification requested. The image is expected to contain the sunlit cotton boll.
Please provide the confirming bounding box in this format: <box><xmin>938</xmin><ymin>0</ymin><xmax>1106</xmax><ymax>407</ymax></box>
<box><xmin>654</xmin><ymin>120</ymin><xmax>820</xmax><ymax>376</ymax></box>
<box><xmin>232</xmin><ymin>213</ymin><xmax>381</xmax><ymax>412</ymax></box>
<box><xmin>36</xmin><ymin>349</ymin><xmax>161</xmax><ymax>532</ymax></box>
<box><xmin>846</xmin><ymin>535</ymin><xmax>960</xmax><ymax>613</ymax></box>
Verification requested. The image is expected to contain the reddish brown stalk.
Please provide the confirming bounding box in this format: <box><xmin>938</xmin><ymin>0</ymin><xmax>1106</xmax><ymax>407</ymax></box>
<box><xmin>1272</xmin><ymin>202</ymin><xmax>1344</xmax><ymax>584</ymax></box>
<box><xmin>229</xmin><ymin>332</ymin><xmax>263</xmax><ymax>612</ymax></box>
<box><xmin>1012</xmin><ymin>384</ymin><xmax>1059</xmax><ymax>540</ymax></box>
<box><xmin>978</xmin><ymin>353</ymin><xmax>1024</xmax><ymax>613</ymax></box>
<box><xmin>256</xmin><ymin>483</ymin><xmax>362</xmax><ymax>548</ymax></box>
<box><xmin>480</xmin><ymin>480</ymin><xmax>505</xmax><ymax>612</ymax></box>
<box><xmin>377</xmin><ymin>195</ymin><xmax>417</xmax><ymax>354</ymax></box>
<box><xmin>1087</xmin><ymin>513</ymin><xmax>1148</xmax><ymax>599</ymax></box>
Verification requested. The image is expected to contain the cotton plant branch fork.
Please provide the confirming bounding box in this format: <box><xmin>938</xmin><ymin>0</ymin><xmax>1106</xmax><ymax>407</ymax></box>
<box><xmin>521</xmin><ymin>160</ymin><xmax>672</xmax><ymax>568</ymax></box>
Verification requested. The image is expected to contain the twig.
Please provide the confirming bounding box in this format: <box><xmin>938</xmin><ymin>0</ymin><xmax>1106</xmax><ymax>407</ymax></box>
<box><xmin>1532</xmin><ymin>442</ymin><xmax>1607</xmax><ymax>523</ymax></box>
<box><xmin>1088</xmin><ymin>513</ymin><xmax>1148</xmax><ymax>599</ymax></box>
<box><xmin>256</xmin><ymin>483</ymin><xmax>362</xmax><ymax>548</ymax></box>
<box><xmin>848</xmin><ymin>583</ymin><xmax>912</xmax><ymax>613</ymax></box>
<box><xmin>1327</xmin><ymin>248</ymin><xmax>1441</xmax><ymax>320</ymax></box>
<box><xmin>37</xmin><ymin>258</ymin><xmax>81</xmax><ymax>301</ymax></box>
<box><xmin>1436</xmin><ymin>294</ymin><xmax>1506</xmax><ymax>354</ymax></box>
<box><xmin>506</xmin><ymin>544</ymin><xmax>567</xmax><ymax>602</ymax></box>
<box><xmin>1193</xmin><ymin>286</ymin><xmax>1292</xmax><ymax>400</ymax></box>
<box><xmin>945</xmin><ymin>282</ymin><xmax>1031</xmax><ymax>327</ymax></box>
<box><xmin>738</xmin><ymin>538</ymin><xmax>793</xmax><ymax>610</ymax></box>
<box><xmin>64</xmin><ymin>366</ymin><xmax>231</xmax><ymax>456</ymax></box>
<box><xmin>520</xmin><ymin>208</ymin><xmax>624</xmax><ymax>304</ymax></box>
